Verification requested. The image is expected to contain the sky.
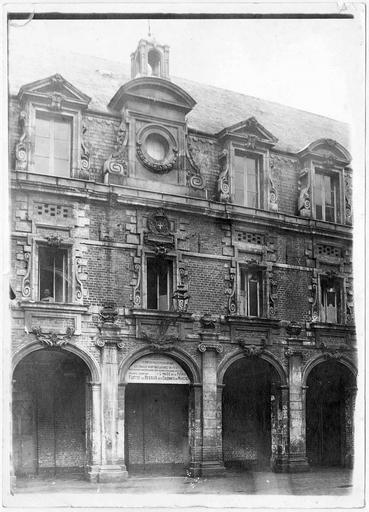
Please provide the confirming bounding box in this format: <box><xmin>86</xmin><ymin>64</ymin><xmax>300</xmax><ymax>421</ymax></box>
<box><xmin>7</xmin><ymin>13</ymin><xmax>365</xmax><ymax>123</ymax></box>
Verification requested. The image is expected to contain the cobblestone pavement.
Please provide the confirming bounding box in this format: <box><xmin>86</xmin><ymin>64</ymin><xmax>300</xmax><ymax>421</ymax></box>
<box><xmin>14</xmin><ymin>468</ymin><xmax>353</xmax><ymax>495</ymax></box>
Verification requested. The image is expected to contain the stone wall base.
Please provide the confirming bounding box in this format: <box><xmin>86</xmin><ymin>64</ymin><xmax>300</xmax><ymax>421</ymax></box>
<box><xmin>94</xmin><ymin>464</ymin><xmax>129</xmax><ymax>482</ymax></box>
<box><xmin>288</xmin><ymin>456</ymin><xmax>310</xmax><ymax>472</ymax></box>
<box><xmin>200</xmin><ymin>461</ymin><xmax>226</xmax><ymax>477</ymax></box>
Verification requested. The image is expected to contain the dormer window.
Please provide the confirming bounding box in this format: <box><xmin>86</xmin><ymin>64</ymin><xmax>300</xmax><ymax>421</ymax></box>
<box><xmin>313</xmin><ymin>170</ymin><xmax>340</xmax><ymax>222</ymax></box>
<box><xmin>34</xmin><ymin>111</ymin><xmax>72</xmax><ymax>177</ymax></box>
<box><xmin>233</xmin><ymin>151</ymin><xmax>261</xmax><ymax>208</ymax></box>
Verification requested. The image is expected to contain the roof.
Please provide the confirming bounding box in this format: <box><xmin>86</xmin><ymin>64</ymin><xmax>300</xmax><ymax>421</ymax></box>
<box><xmin>8</xmin><ymin>45</ymin><xmax>350</xmax><ymax>154</ymax></box>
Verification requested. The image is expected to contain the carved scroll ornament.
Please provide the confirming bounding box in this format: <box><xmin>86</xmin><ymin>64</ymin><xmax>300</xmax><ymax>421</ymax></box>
<box><xmin>21</xmin><ymin>251</ymin><xmax>31</xmax><ymax>299</ymax></box>
<box><xmin>185</xmin><ymin>134</ymin><xmax>206</xmax><ymax>190</ymax></box>
<box><xmin>225</xmin><ymin>267</ymin><xmax>237</xmax><ymax>315</ymax></box>
<box><xmin>344</xmin><ymin>171</ymin><xmax>353</xmax><ymax>224</ymax></box>
<box><xmin>79</xmin><ymin>121</ymin><xmax>91</xmax><ymax>179</ymax></box>
<box><xmin>15</xmin><ymin>110</ymin><xmax>29</xmax><ymax>171</ymax></box>
<box><xmin>103</xmin><ymin>114</ymin><xmax>129</xmax><ymax>179</ymax></box>
<box><xmin>308</xmin><ymin>275</ymin><xmax>319</xmax><ymax>322</ymax></box>
<box><xmin>298</xmin><ymin>168</ymin><xmax>312</xmax><ymax>217</ymax></box>
<box><xmin>31</xmin><ymin>326</ymin><xmax>75</xmax><ymax>347</ymax></box>
<box><xmin>218</xmin><ymin>149</ymin><xmax>230</xmax><ymax>202</ymax></box>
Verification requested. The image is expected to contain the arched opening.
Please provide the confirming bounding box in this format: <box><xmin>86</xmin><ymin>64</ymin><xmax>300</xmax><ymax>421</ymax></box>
<box><xmin>306</xmin><ymin>359</ymin><xmax>356</xmax><ymax>468</ymax></box>
<box><xmin>12</xmin><ymin>349</ymin><xmax>91</xmax><ymax>477</ymax></box>
<box><xmin>147</xmin><ymin>49</ymin><xmax>161</xmax><ymax>77</ymax></box>
<box><xmin>124</xmin><ymin>353</ymin><xmax>191</xmax><ymax>476</ymax></box>
<box><xmin>222</xmin><ymin>357</ymin><xmax>282</xmax><ymax>470</ymax></box>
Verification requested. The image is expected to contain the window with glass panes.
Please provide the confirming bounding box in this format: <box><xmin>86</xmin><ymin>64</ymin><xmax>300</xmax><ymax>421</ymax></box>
<box><xmin>320</xmin><ymin>276</ymin><xmax>341</xmax><ymax>323</ymax></box>
<box><xmin>239</xmin><ymin>268</ymin><xmax>263</xmax><ymax>317</ymax></box>
<box><xmin>34</xmin><ymin>112</ymin><xmax>72</xmax><ymax>177</ymax></box>
<box><xmin>313</xmin><ymin>170</ymin><xmax>339</xmax><ymax>222</ymax></box>
<box><xmin>233</xmin><ymin>151</ymin><xmax>260</xmax><ymax>208</ymax></box>
<box><xmin>146</xmin><ymin>257</ymin><xmax>173</xmax><ymax>310</ymax></box>
<box><xmin>38</xmin><ymin>246</ymin><xmax>69</xmax><ymax>302</ymax></box>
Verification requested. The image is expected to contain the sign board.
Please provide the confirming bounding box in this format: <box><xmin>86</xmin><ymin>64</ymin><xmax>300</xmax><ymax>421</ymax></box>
<box><xmin>127</xmin><ymin>354</ymin><xmax>190</xmax><ymax>384</ymax></box>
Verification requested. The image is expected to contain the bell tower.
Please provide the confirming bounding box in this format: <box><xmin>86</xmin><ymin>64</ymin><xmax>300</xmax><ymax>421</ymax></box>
<box><xmin>130</xmin><ymin>37</ymin><xmax>170</xmax><ymax>80</ymax></box>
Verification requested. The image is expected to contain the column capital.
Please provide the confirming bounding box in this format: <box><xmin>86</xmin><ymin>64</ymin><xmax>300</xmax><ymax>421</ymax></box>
<box><xmin>198</xmin><ymin>342</ymin><xmax>223</xmax><ymax>354</ymax></box>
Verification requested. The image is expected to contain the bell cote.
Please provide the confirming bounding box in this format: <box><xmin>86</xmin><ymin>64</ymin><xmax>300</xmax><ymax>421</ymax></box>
<box><xmin>130</xmin><ymin>38</ymin><xmax>170</xmax><ymax>80</ymax></box>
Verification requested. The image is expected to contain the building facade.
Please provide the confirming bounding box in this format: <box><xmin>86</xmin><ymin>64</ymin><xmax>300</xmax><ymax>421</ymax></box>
<box><xmin>9</xmin><ymin>38</ymin><xmax>356</xmax><ymax>484</ymax></box>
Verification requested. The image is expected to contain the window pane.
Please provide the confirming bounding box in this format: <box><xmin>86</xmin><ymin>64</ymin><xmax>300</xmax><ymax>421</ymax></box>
<box><xmin>158</xmin><ymin>262</ymin><xmax>168</xmax><ymax>309</ymax></box>
<box><xmin>54</xmin><ymin>119</ymin><xmax>71</xmax><ymax>140</ymax></box>
<box><xmin>147</xmin><ymin>259</ymin><xmax>158</xmax><ymax>309</ymax></box>
<box><xmin>249</xmin><ymin>275</ymin><xmax>258</xmax><ymax>316</ymax></box>
<box><xmin>234</xmin><ymin>154</ymin><xmax>245</xmax><ymax>205</ymax></box>
<box><xmin>39</xmin><ymin>247</ymin><xmax>54</xmax><ymax>300</ymax></box>
<box><xmin>54</xmin><ymin>139</ymin><xmax>70</xmax><ymax>159</ymax></box>
<box><xmin>54</xmin><ymin>251</ymin><xmax>68</xmax><ymax>302</ymax></box>
<box><xmin>34</xmin><ymin>155</ymin><xmax>50</xmax><ymax>174</ymax></box>
<box><xmin>35</xmin><ymin>116</ymin><xmax>51</xmax><ymax>137</ymax></box>
<box><xmin>35</xmin><ymin>136</ymin><xmax>50</xmax><ymax>157</ymax></box>
<box><xmin>54</xmin><ymin>158</ymin><xmax>71</xmax><ymax>177</ymax></box>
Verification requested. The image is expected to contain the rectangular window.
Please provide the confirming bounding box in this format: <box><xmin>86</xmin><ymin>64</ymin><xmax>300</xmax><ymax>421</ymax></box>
<box><xmin>146</xmin><ymin>257</ymin><xmax>173</xmax><ymax>310</ymax></box>
<box><xmin>34</xmin><ymin>112</ymin><xmax>72</xmax><ymax>177</ymax></box>
<box><xmin>38</xmin><ymin>246</ymin><xmax>69</xmax><ymax>302</ymax></box>
<box><xmin>239</xmin><ymin>268</ymin><xmax>263</xmax><ymax>317</ymax></box>
<box><xmin>314</xmin><ymin>170</ymin><xmax>339</xmax><ymax>222</ymax></box>
<box><xmin>233</xmin><ymin>152</ymin><xmax>260</xmax><ymax>208</ymax></box>
<box><xmin>320</xmin><ymin>277</ymin><xmax>341</xmax><ymax>323</ymax></box>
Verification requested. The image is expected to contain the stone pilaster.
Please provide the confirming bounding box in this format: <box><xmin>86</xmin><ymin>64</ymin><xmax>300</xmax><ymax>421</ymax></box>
<box><xmin>344</xmin><ymin>385</ymin><xmax>357</xmax><ymax>468</ymax></box>
<box><xmin>95</xmin><ymin>322</ymin><xmax>128</xmax><ymax>482</ymax></box>
<box><xmin>287</xmin><ymin>352</ymin><xmax>310</xmax><ymax>472</ymax></box>
<box><xmin>198</xmin><ymin>335</ymin><xmax>225</xmax><ymax>476</ymax></box>
<box><xmin>86</xmin><ymin>382</ymin><xmax>102</xmax><ymax>482</ymax></box>
<box><xmin>270</xmin><ymin>384</ymin><xmax>289</xmax><ymax>472</ymax></box>
<box><xmin>188</xmin><ymin>384</ymin><xmax>202</xmax><ymax>477</ymax></box>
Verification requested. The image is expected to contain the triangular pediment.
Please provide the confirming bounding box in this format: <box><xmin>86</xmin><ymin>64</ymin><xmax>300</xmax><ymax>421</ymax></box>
<box><xmin>218</xmin><ymin>117</ymin><xmax>278</xmax><ymax>145</ymax></box>
<box><xmin>18</xmin><ymin>74</ymin><xmax>91</xmax><ymax>108</ymax></box>
<box><xmin>299</xmin><ymin>138</ymin><xmax>351</xmax><ymax>165</ymax></box>
<box><xmin>109</xmin><ymin>77</ymin><xmax>196</xmax><ymax>114</ymax></box>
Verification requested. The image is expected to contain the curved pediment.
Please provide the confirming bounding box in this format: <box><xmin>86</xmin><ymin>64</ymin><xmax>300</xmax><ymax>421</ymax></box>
<box><xmin>18</xmin><ymin>74</ymin><xmax>91</xmax><ymax>109</ymax></box>
<box><xmin>299</xmin><ymin>138</ymin><xmax>351</xmax><ymax>165</ymax></box>
<box><xmin>108</xmin><ymin>77</ymin><xmax>196</xmax><ymax>114</ymax></box>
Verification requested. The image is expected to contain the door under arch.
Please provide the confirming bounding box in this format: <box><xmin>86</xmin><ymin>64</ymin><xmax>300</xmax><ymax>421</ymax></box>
<box><xmin>306</xmin><ymin>360</ymin><xmax>356</xmax><ymax>468</ymax></box>
<box><xmin>12</xmin><ymin>349</ymin><xmax>90</xmax><ymax>477</ymax></box>
<box><xmin>125</xmin><ymin>354</ymin><xmax>191</xmax><ymax>475</ymax></box>
<box><xmin>222</xmin><ymin>357</ymin><xmax>281</xmax><ymax>470</ymax></box>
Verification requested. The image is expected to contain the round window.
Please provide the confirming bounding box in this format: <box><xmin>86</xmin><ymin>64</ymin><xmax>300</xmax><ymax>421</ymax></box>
<box><xmin>145</xmin><ymin>133</ymin><xmax>169</xmax><ymax>162</ymax></box>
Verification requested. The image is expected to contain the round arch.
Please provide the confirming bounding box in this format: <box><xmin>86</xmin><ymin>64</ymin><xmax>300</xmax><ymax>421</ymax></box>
<box><xmin>302</xmin><ymin>354</ymin><xmax>357</xmax><ymax>387</ymax></box>
<box><xmin>119</xmin><ymin>346</ymin><xmax>201</xmax><ymax>385</ymax></box>
<box><xmin>218</xmin><ymin>349</ymin><xmax>288</xmax><ymax>386</ymax></box>
<box><xmin>12</xmin><ymin>341</ymin><xmax>101</xmax><ymax>383</ymax></box>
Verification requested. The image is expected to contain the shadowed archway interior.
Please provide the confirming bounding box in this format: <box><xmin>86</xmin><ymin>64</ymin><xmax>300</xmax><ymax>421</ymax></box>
<box><xmin>222</xmin><ymin>357</ymin><xmax>280</xmax><ymax>470</ymax></box>
<box><xmin>12</xmin><ymin>349</ymin><xmax>91</xmax><ymax>477</ymax></box>
<box><xmin>306</xmin><ymin>360</ymin><xmax>355</xmax><ymax>468</ymax></box>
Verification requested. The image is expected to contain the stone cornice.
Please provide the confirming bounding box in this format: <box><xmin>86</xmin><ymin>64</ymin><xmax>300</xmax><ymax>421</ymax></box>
<box><xmin>11</xmin><ymin>174</ymin><xmax>353</xmax><ymax>239</ymax></box>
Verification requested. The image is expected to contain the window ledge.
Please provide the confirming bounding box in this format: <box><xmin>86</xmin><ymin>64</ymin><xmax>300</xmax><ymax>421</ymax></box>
<box><xmin>226</xmin><ymin>316</ymin><xmax>280</xmax><ymax>329</ymax></box>
<box><xmin>310</xmin><ymin>321</ymin><xmax>355</xmax><ymax>333</ymax></box>
<box><xmin>19</xmin><ymin>301</ymin><xmax>88</xmax><ymax>314</ymax></box>
<box><xmin>128</xmin><ymin>308</ymin><xmax>193</xmax><ymax>322</ymax></box>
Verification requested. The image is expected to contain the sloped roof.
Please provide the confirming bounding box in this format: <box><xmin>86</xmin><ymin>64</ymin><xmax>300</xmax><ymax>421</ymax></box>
<box><xmin>8</xmin><ymin>45</ymin><xmax>350</xmax><ymax>154</ymax></box>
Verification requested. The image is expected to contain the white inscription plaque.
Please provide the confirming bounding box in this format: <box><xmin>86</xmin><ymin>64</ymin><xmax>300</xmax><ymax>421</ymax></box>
<box><xmin>127</xmin><ymin>354</ymin><xmax>190</xmax><ymax>384</ymax></box>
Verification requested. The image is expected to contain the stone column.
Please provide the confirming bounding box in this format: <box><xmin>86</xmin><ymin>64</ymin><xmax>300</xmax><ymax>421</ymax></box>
<box><xmin>95</xmin><ymin>322</ymin><xmax>128</xmax><ymax>482</ymax></box>
<box><xmin>287</xmin><ymin>352</ymin><xmax>310</xmax><ymax>472</ymax></box>
<box><xmin>198</xmin><ymin>336</ymin><xmax>225</xmax><ymax>476</ymax></box>
<box><xmin>188</xmin><ymin>384</ymin><xmax>202</xmax><ymax>477</ymax></box>
<box><xmin>86</xmin><ymin>383</ymin><xmax>102</xmax><ymax>482</ymax></box>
